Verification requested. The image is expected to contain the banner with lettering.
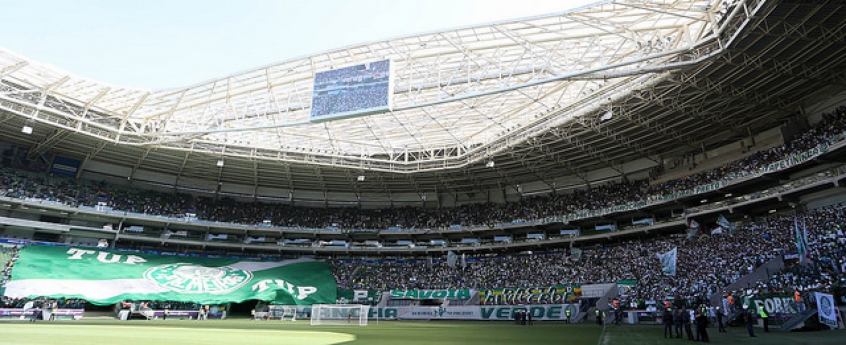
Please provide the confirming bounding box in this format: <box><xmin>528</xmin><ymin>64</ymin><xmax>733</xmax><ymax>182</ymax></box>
<box><xmin>337</xmin><ymin>289</ymin><xmax>381</xmax><ymax>303</ymax></box>
<box><xmin>0</xmin><ymin>308</ymin><xmax>84</xmax><ymax>320</ymax></box>
<box><xmin>389</xmin><ymin>289</ymin><xmax>473</xmax><ymax>300</ymax></box>
<box><xmin>753</xmin><ymin>144</ymin><xmax>829</xmax><ymax>176</ymax></box>
<box><xmin>3</xmin><ymin>245</ymin><xmax>337</xmax><ymax>306</ymax></box>
<box><xmin>480</xmin><ymin>285</ymin><xmax>580</xmax><ymax>305</ymax></box>
<box><xmin>396</xmin><ymin>306</ymin><xmax>482</xmax><ymax>320</ymax></box>
<box><xmin>288</xmin><ymin>304</ymin><xmax>581</xmax><ymax>321</ymax></box>
<box><xmin>741</xmin><ymin>294</ymin><xmax>801</xmax><ymax>316</ymax></box>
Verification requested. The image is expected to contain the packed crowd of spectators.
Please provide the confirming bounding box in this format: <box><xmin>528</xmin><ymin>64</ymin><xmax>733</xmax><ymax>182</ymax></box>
<box><xmin>0</xmin><ymin>168</ymin><xmax>194</xmax><ymax>218</ymax></box>
<box><xmin>0</xmin><ymin>207</ymin><xmax>843</xmax><ymax>311</ymax></box>
<box><xmin>3</xmin><ymin>109</ymin><xmax>845</xmax><ymax>235</ymax></box>
<box><xmin>653</xmin><ymin>107</ymin><xmax>846</xmax><ymax>195</ymax></box>
<box><xmin>1</xmin><ymin>108</ymin><xmax>844</xmax><ymax>233</ymax></box>
<box><xmin>753</xmin><ymin>205</ymin><xmax>846</xmax><ymax>295</ymax></box>
<box><xmin>330</xmin><ymin>204</ymin><xmax>846</xmax><ymax>308</ymax></box>
<box><xmin>210</xmin><ymin>106</ymin><xmax>845</xmax><ymax>230</ymax></box>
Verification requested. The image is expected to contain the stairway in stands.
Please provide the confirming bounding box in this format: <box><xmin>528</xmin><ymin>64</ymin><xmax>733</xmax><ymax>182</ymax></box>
<box><xmin>780</xmin><ymin>304</ymin><xmax>818</xmax><ymax>331</ymax></box>
<box><xmin>709</xmin><ymin>257</ymin><xmax>785</xmax><ymax>306</ymax></box>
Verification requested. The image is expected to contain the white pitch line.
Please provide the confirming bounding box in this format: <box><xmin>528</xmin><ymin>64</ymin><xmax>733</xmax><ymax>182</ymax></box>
<box><xmin>596</xmin><ymin>323</ymin><xmax>608</xmax><ymax>345</ymax></box>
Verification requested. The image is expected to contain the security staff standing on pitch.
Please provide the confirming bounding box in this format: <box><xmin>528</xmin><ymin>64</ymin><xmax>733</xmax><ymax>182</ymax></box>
<box><xmin>673</xmin><ymin>308</ymin><xmax>683</xmax><ymax>338</ymax></box>
<box><xmin>743</xmin><ymin>306</ymin><xmax>756</xmax><ymax>337</ymax></box>
<box><xmin>715</xmin><ymin>306</ymin><xmax>726</xmax><ymax>332</ymax></box>
<box><xmin>662</xmin><ymin>308</ymin><xmax>674</xmax><ymax>338</ymax></box>
<box><xmin>565</xmin><ymin>308</ymin><xmax>571</xmax><ymax>324</ymax></box>
<box><xmin>759</xmin><ymin>304</ymin><xmax>769</xmax><ymax>332</ymax></box>
<box><xmin>695</xmin><ymin>310</ymin><xmax>710</xmax><ymax>342</ymax></box>
<box><xmin>682</xmin><ymin>307</ymin><xmax>694</xmax><ymax>340</ymax></box>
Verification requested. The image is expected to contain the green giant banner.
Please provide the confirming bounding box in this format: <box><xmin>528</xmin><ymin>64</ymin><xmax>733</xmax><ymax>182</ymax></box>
<box><xmin>741</xmin><ymin>294</ymin><xmax>800</xmax><ymax>315</ymax></box>
<box><xmin>3</xmin><ymin>246</ymin><xmax>337</xmax><ymax>306</ymax></box>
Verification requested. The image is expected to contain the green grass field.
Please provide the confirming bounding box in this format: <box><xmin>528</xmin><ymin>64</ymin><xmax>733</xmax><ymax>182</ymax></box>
<box><xmin>0</xmin><ymin>319</ymin><xmax>842</xmax><ymax>345</ymax></box>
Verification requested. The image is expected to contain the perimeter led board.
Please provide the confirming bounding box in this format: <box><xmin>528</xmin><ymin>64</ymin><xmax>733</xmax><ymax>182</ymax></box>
<box><xmin>309</xmin><ymin>59</ymin><xmax>393</xmax><ymax>122</ymax></box>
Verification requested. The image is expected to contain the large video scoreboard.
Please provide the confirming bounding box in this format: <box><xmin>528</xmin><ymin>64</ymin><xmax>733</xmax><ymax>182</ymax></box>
<box><xmin>309</xmin><ymin>59</ymin><xmax>394</xmax><ymax>122</ymax></box>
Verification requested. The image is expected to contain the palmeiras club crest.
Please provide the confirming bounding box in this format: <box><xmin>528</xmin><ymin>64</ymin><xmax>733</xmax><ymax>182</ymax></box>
<box><xmin>820</xmin><ymin>294</ymin><xmax>833</xmax><ymax>316</ymax></box>
<box><xmin>144</xmin><ymin>263</ymin><xmax>252</xmax><ymax>294</ymax></box>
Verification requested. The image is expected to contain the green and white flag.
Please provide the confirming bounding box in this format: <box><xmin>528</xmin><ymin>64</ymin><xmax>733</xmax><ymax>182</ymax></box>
<box><xmin>716</xmin><ymin>214</ymin><xmax>737</xmax><ymax>232</ymax></box>
<box><xmin>795</xmin><ymin>218</ymin><xmax>811</xmax><ymax>265</ymax></box>
<box><xmin>3</xmin><ymin>245</ymin><xmax>337</xmax><ymax>306</ymax></box>
<box><xmin>656</xmin><ymin>248</ymin><xmax>677</xmax><ymax>276</ymax></box>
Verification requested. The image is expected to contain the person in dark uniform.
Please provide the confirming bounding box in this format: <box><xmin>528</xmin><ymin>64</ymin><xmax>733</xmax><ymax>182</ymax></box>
<box><xmin>695</xmin><ymin>310</ymin><xmax>710</xmax><ymax>342</ymax></box>
<box><xmin>744</xmin><ymin>307</ymin><xmax>756</xmax><ymax>337</ymax></box>
<box><xmin>614</xmin><ymin>307</ymin><xmax>622</xmax><ymax>326</ymax></box>
<box><xmin>662</xmin><ymin>308</ymin><xmax>674</xmax><ymax>338</ymax></box>
<box><xmin>527</xmin><ymin>311</ymin><xmax>533</xmax><ymax>326</ymax></box>
<box><xmin>564</xmin><ymin>308</ymin><xmax>571</xmax><ymax>324</ymax></box>
<box><xmin>673</xmin><ymin>308</ymin><xmax>683</xmax><ymax>338</ymax></box>
<box><xmin>30</xmin><ymin>308</ymin><xmax>41</xmax><ymax>322</ymax></box>
<box><xmin>682</xmin><ymin>307</ymin><xmax>694</xmax><ymax>340</ymax></box>
<box><xmin>715</xmin><ymin>306</ymin><xmax>726</xmax><ymax>332</ymax></box>
<box><xmin>595</xmin><ymin>309</ymin><xmax>602</xmax><ymax>326</ymax></box>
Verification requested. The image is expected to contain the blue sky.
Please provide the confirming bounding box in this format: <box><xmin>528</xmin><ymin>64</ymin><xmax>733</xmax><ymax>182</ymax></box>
<box><xmin>0</xmin><ymin>0</ymin><xmax>596</xmax><ymax>90</ymax></box>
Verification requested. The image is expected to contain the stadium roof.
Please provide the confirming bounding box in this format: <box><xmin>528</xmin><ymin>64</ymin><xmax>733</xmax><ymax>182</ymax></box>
<box><xmin>1</xmin><ymin>0</ymin><xmax>846</xmax><ymax>199</ymax></box>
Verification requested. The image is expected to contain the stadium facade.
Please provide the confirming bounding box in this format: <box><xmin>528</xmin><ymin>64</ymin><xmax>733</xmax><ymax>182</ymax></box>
<box><xmin>0</xmin><ymin>0</ymin><xmax>845</xmax><ymax>256</ymax></box>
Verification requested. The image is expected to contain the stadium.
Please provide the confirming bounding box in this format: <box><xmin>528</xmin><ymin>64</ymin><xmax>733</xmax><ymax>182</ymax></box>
<box><xmin>0</xmin><ymin>0</ymin><xmax>845</xmax><ymax>344</ymax></box>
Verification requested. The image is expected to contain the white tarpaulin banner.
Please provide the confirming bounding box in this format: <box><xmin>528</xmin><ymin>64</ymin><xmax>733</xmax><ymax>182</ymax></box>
<box><xmin>815</xmin><ymin>292</ymin><xmax>838</xmax><ymax>328</ymax></box>
<box><xmin>397</xmin><ymin>306</ymin><xmax>481</xmax><ymax>320</ymax></box>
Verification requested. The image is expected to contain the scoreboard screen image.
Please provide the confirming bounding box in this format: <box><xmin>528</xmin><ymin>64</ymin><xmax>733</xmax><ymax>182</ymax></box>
<box><xmin>310</xmin><ymin>59</ymin><xmax>393</xmax><ymax>122</ymax></box>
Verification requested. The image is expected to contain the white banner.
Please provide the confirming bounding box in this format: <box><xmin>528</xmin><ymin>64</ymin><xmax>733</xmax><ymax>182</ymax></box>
<box><xmin>293</xmin><ymin>304</ymin><xmax>580</xmax><ymax>321</ymax></box>
<box><xmin>397</xmin><ymin>306</ymin><xmax>481</xmax><ymax>320</ymax></box>
<box><xmin>815</xmin><ymin>292</ymin><xmax>838</xmax><ymax>328</ymax></box>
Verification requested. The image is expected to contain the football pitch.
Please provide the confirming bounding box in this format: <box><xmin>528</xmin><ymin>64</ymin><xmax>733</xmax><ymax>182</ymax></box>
<box><xmin>1</xmin><ymin>319</ymin><xmax>843</xmax><ymax>345</ymax></box>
